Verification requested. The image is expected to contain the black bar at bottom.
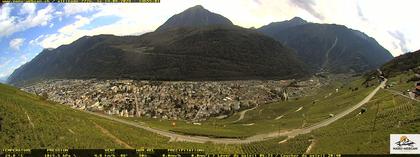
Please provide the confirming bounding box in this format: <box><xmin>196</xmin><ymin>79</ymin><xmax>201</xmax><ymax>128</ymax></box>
<box><xmin>0</xmin><ymin>149</ymin><xmax>418</xmax><ymax>157</ymax></box>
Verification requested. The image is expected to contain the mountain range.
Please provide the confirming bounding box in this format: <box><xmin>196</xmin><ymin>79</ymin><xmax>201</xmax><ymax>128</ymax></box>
<box><xmin>8</xmin><ymin>5</ymin><xmax>393</xmax><ymax>85</ymax></box>
<box><xmin>258</xmin><ymin>17</ymin><xmax>393</xmax><ymax>73</ymax></box>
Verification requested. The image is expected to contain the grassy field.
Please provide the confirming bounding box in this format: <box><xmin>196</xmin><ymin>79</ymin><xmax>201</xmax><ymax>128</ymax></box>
<box><xmin>120</xmin><ymin>76</ymin><xmax>377</xmax><ymax>138</ymax></box>
<box><xmin>0</xmin><ymin>83</ymin><xmax>302</xmax><ymax>153</ymax></box>
<box><xmin>387</xmin><ymin>71</ymin><xmax>418</xmax><ymax>92</ymax></box>
<box><xmin>1</xmin><ymin>72</ymin><xmax>418</xmax><ymax>154</ymax></box>
<box><xmin>0</xmin><ymin>83</ymin><xmax>169</xmax><ymax>149</ymax></box>
<box><xmin>307</xmin><ymin>89</ymin><xmax>420</xmax><ymax>154</ymax></box>
<box><xmin>302</xmin><ymin>72</ymin><xmax>420</xmax><ymax>154</ymax></box>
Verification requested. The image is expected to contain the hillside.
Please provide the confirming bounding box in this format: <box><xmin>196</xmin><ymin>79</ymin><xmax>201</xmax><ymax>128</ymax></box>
<box><xmin>0</xmin><ymin>81</ymin><xmax>384</xmax><ymax>153</ymax></box>
<box><xmin>0</xmin><ymin>83</ymin><xmax>244</xmax><ymax>153</ymax></box>
<box><xmin>156</xmin><ymin>5</ymin><xmax>233</xmax><ymax>31</ymax></box>
<box><xmin>8</xmin><ymin>6</ymin><xmax>308</xmax><ymax>86</ymax></box>
<box><xmin>309</xmin><ymin>71</ymin><xmax>420</xmax><ymax>153</ymax></box>
<box><xmin>2</xmin><ymin>71</ymin><xmax>419</xmax><ymax>154</ymax></box>
<box><xmin>379</xmin><ymin>49</ymin><xmax>420</xmax><ymax>77</ymax></box>
<box><xmin>258</xmin><ymin>17</ymin><xmax>393</xmax><ymax>73</ymax></box>
<box><xmin>0</xmin><ymin>83</ymin><xmax>167</xmax><ymax>148</ymax></box>
<box><xmin>8</xmin><ymin>25</ymin><xmax>307</xmax><ymax>85</ymax></box>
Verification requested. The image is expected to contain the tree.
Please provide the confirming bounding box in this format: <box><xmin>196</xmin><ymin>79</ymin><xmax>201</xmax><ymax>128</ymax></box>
<box><xmin>41</xmin><ymin>92</ymin><xmax>49</xmax><ymax>100</ymax></box>
<box><xmin>361</xmin><ymin>107</ymin><xmax>367</xmax><ymax>114</ymax></box>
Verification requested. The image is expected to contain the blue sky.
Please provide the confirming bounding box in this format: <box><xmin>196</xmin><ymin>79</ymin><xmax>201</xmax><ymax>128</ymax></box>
<box><xmin>0</xmin><ymin>0</ymin><xmax>419</xmax><ymax>81</ymax></box>
<box><xmin>0</xmin><ymin>3</ymin><xmax>123</xmax><ymax>79</ymax></box>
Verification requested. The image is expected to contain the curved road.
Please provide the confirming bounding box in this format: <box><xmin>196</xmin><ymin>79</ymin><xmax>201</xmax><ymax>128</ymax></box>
<box><xmin>231</xmin><ymin>106</ymin><xmax>258</xmax><ymax>123</ymax></box>
<box><xmin>83</xmin><ymin>79</ymin><xmax>387</xmax><ymax>144</ymax></box>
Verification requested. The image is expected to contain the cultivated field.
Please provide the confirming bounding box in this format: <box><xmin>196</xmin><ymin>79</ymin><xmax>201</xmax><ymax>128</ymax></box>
<box><xmin>1</xmin><ymin>72</ymin><xmax>418</xmax><ymax>153</ymax></box>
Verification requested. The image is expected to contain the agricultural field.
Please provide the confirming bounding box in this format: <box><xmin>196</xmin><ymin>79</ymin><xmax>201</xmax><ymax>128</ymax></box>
<box><xmin>0</xmin><ymin>83</ymin><xmax>316</xmax><ymax>154</ymax></box>
<box><xmin>120</xmin><ymin>76</ymin><xmax>377</xmax><ymax>138</ymax></box>
<box><xmin>0</xmin><ymin>83</ymin><xmax>167</xmax><ymax>149</ymax></box>
<box><xmin>386</xmin><ymin>71</ymin><xmax>418</xmax><ymax>92</ymax></box>
<box><xmin>241</xmin><ymin>135</ymin><xmax>311</xmax><ymax>154</ymax></box>
<box><xmin>305</xmin><ymin>73</ymin><xmax>420</xmax><ymax>153</ymax></box>
<box><xmin>1</xmin><ymin>72</ymin><xmax>417</xmax><ymax>154</ymax></box>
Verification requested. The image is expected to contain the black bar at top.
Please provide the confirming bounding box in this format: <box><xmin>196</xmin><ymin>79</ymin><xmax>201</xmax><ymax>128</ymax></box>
<box><xmin>1</xmin><ymin>149</ymin><xmax>419</xmax><ymax>157</ymax></box>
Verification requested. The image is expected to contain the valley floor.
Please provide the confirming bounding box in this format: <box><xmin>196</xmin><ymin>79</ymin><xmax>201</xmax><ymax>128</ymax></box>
<box><xmin>1</xmin><ymin>73</ymin><xmax>419</xmax><ymax>154</ymax></box>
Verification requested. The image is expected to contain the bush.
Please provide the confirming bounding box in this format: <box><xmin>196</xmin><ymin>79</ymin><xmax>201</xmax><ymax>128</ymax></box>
<box><xmin>40</xmin><ymin>92</ymin><xmax>48</xmax><ymax>100</ymax></box>
<box><xmin>407</xmin><ymin>76</ymin><xmax>420</xmax><ymax>83</ymax></box>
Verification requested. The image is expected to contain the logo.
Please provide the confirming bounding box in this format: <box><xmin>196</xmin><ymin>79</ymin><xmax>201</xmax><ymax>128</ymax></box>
<box><xmin>390</xmin><ymin>134</ymin><xmax>420</xmax><ymax>154</ymax></box>
<box><xmin>395</xmin><ymin>136</ymin><xmax>415</xmax><ymax>147</ymax></box>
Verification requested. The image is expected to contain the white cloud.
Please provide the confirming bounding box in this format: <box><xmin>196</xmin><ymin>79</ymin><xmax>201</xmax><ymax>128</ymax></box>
<box><xmin>63</xmin><ymin>4</ymin><xmax>102</xmax><ymax>16</ymax></box>
<box><xmin>9</xmin><ymin>38</ymin><xmax>25</xmax><ymax>51</ymax></box>
<box><xmin>0</xmin><ymin>4</ymin><xmax>55</xmax><ymax>38</ymax></box>
<box><xmin>27</xmin><ymin>4</ymin><xmax>55</xmax><ymax>27</ymax></box>
<box><xmin>0</xmin><ymin>67</ymin><xmax>15</xmax><ymax>78</ymax></box>
<box><xmin>0</xmin><ymin>59</ymin><xmax>12</xmax><ymax>68</ymax></box>
<box><xmin>29</xmin><ymin>34</ymin><xmax>44</xmax><ymax>45</ymax></box>
<box><xmin>19</xmin><ymin>3</ymin><xmax>36</xmax><ymax>15</ymax></box>
<box><xmin>0</xmin><ymin>54</ymin><xmax>32</xmax><ymax>79</ymax></box>
<box><xmin>58</xmin><ymin>15</ymin><xmax>91</xmax><ymax>34</ymax></box>
<box><xmin>289</xmin><ymin>0</ymin><xmax>324</xmax><ymax>20</ymax></box>
<box><xmin>30</xmin><ymin>1</ymin><xmax>420</xmax><ymax>56</ymax></box>
<box><xmin>0</xmin><ymin>58</ymin><xmax>16</xmax><ymax>78</ymax></box>
<box><xmin>0</xmin><ymin>4</ymin><xmax>17</xmax><ymax>37</ymax></box>
<box><xmin>36</xmin><ymin>1</ymin><xmax>296</xmax><ymax>49</ymax></box>
<box><xmin>19</xmin><ymin>54</ymin><xmax>30</xmax><ymax>64</ymax></box>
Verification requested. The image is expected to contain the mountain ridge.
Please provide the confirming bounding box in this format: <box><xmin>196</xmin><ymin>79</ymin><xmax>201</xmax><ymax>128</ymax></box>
<box><xmin>379</xmin><ymin>49</ymin><xmax>420</xmax><ymax>77</ymax></box>
<box><xmin>156</xmin><ymin>5</ymin><xmax>234</xmax><ymax>31</ymax></box>
<box><xmin>8</xmin><ymin>8</ymin><xmax>394</xmax><ymax>85</ymax></box>
<box><xmin>8</xmin><ymin>25</ymin><xmax>308</xmax><ymax>85</ymax></box>
<box><xmin>258</xmin><ymin>17</ymin><xmax>393</xmax><ymax>73</ymax></box>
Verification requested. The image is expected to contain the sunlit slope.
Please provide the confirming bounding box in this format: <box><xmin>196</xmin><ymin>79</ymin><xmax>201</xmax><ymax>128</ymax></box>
<box><xmin>0</xmin><ymin>83</ymin><xmax>251</xmax><ymax>153</ymax></box>
<box><xmin>308</xmin><ymin>73</ymin><xmax>420</xmax><ymax>154</ymax></box>
<box><xmin>0</xmin><ymin>83</ymin><xmax>174</xmax><ymax>148</ymax></box>
<box><xmin>121</xmin><ymin>76</ymin><xmax>377</xmax><ymax>138</ymax></box>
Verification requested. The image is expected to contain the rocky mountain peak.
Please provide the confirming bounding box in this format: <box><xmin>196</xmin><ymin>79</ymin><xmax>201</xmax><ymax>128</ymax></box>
<box><xmin>155</xmin><ymin>5</ymin><xmax>233</xmax><ymax>31</ymax></box>
<box><xmin>289</xmin><ymin>17</ymin><xmax>307</xmax><ymax>24</ymax></box>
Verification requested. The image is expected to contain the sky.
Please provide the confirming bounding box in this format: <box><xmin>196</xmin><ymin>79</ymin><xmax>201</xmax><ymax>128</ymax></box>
<box><xmin>0</xmin><ymin>0</ymin><xmax>419</xmax><ymax>80</ymax></box>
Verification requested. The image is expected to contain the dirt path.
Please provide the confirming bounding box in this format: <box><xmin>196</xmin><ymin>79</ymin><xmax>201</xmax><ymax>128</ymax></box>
<box><xmin>68</xmin><ymin>129</ymin><xmax>75</xmax><ymax>135</ymax></box>
<box><xmin>384</xmin><ymin>89</ymin><xmax>420</xmax><ymax>103</ymax></box>
<box><xmin>274</xmin><ymin>115</ymin><xmax>284</xmax><ymax>120</ymax></box>
<box><xmin>24</xmin><ymin>110</ymin><xmax>35</xmax><ymax>128</ymax></box>
<box><xmin>93</xmin><ymin>122</ymin><xmax>133</xmax><ymax>148</ymax></box>
<box><xmin>305</xmin><ymin>139</ymin><xmax>316</xmax><ymax>153</ymax></box>
<box><xmin>82</xmin><ymin>80</ymin><xmax>386</xmax><ymax>144</ymax></box>
<box><xmin>231</xmin><ymin>106</ymin><xmax>257</xmax><ymax>123</ymax></box>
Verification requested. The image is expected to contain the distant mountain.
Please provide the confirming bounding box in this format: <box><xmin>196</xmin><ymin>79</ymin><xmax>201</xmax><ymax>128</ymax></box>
<box><xmin>379</xmin><ymin>50</ymin><xmax>420</xmax><ymax>77</ymax></box>
<box><xmin>258</xmin><ymin>17</ymin><xmax>393</xmax><ymax>73</ymax></box>
<box><xmin>258</xmin><ymin>17</ymin><xmax>307</xmax><ymax>35</ymax></box>
<box><xmin>9</xmin><ymin>6</ymin><xmax>309</xmax><ymax>85</ymax></box>
<box><xmin>0</xmin><ymin>76</ymin><xmax>6</xmax><ymax>83</ymax></box>
<box><xmin>156</xmin><ymin>5</ymin><xmax>233</xmax><ymax>31</ymax></box>
<box><xmin>8</xmin><ymin>25</ymin><xmax>307</xmax><ymax>85</ymax></box>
